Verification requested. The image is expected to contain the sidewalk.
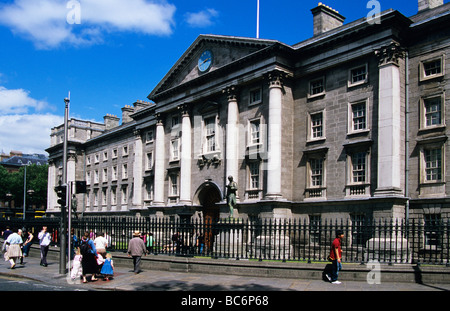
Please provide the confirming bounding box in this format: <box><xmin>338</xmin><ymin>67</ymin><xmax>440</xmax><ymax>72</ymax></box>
<box><xmin>1</xmin><ymin>252</ymin><xmax>450</xmax><ymax>292</ymax></box>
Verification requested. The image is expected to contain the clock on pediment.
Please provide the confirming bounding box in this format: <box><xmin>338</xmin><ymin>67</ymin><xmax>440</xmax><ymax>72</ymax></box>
<box><xmin>198</xmin><ymin>50</ymin><xmax>213</xmax><ymax>73</ymax></box>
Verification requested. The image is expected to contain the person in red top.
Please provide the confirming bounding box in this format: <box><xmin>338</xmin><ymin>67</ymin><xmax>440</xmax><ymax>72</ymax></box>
<box><xmin>326</xmin><ymin>230</ymin><xmax>344</xmax><ymax>284</ymax></box>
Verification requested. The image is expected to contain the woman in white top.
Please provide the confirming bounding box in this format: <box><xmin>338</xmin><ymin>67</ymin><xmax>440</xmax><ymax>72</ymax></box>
<box><xmin>93</xmin><ymin>232</ymin><xmax>108</xmax><ymax>258</ymax></box>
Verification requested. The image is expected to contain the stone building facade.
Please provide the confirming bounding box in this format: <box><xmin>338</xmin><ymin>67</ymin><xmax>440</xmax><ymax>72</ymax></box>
<box><xmin>47</xmin><ymin>1</ymin><xmax>450</xmax><ymax>224</ymax></box>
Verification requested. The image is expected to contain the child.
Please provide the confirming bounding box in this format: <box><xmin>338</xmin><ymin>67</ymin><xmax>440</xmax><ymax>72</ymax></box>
<box><xmin>71</xmin><ymin>247</ymin><xmax>83</xmax><ymax>281</ymax></box>
<box><xmin>100</xmin><ymin>252</ymin><xmax>114</xmax><ymax>281</ymax></box>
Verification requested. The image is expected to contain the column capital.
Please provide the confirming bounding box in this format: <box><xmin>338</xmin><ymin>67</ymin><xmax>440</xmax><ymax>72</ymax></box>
<box><xmin>177</xmin><ymin>104</ymin><xmax>191</xmax><ymax>117</ymax></box>
<box><xmin>133</xmin><ymin>129</ymin><xmax>142</xmax><ymax>138</ymax></box>
<box><xmin>375</xmin><ymin>41</ymin><xmax>405</xmax><ymax>67</ymax></box>
<box><xmin>266</xmin><ymin>70</ymin><xmax>287</xmax><ymax>89</ymax></box>
<box><xmin>222</xmin><ymin>85</ymin><xmax>238</xmax><ymax>102</ymax></box>
<box><xmin>155</xmin><ymin>113</ymin><xmax>164</xmax><ymax>126</ymax></box>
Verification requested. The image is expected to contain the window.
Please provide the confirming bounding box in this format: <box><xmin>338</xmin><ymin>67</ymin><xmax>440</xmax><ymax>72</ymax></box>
<box><xmin>420</xmin><ymin>56</ymin><xmax>444</xmax><ymax>81</ymax></box>
<box><xmin>86</xmin><ymin>171</ymin><xmax>91</xmax><ymax>185</ymax></box>
<box><xmin>348</xmin><ymin>100</ymin><xmax>368</xmax><ymax>134</ymax></box>
<box><xmin>112</xmin><ymin>148</ymin><xmax>118</xmax><ymax>159</ymax></box>
<box><xmin>121</xmin><ymin>186</ymin><xmax>128</xmax><ymax>204</ymax></box>
<box><xmin>103</xmin><ymin>151</ymin><xmax>108</xmax><ymax>161</ymax></box>
<box><xmin>122</xmin><ymin>145</ymin><xmax>128</xmax><ymax>157</ymax></box>
<box><xmin>424</xmin><ymin>213</ymin><xmax>442</xmax><ymax>248</ymax></box>
<box><xmin>102</xmin><ymin>168</ymin><xmax>108</xmax><ymax>183</ymax></box>
<box><xmin>145</xmin><ymin>182</ymin><xmax>153</xmax><ymax>201</ymax></box>
<box><xmin>204</xmin><ymin>116</ymin><xmax>217</xmax><ymax>153</ymax></box>
<box><xmin>122</xmin><ymin>164</ymin><xmax>128</xmax><ymax>179</ymax></box>
<box><xmin>111</xmin><ymin>187</ymin><xmax>117</xmax><ymax>205</ymax></box>
<box><xmin>352</xmin><ymin>152</ymin><xmax>366</xmax><ymax>183</ymax></box>
<box><xmin>94</xmin><ymin>170</ymin><xmax>99</xmax><ymax>184</ymax></box>
<box><xmin>169</xmin><ymin>173</ymin><xmax>178</xmax><ymax>197</ymax></box>
<box><xmin>308</xmin><ymin>111</ymin><xmax>325</xmax><ymax>141</ymax></box>
<box><xmin>112</xmin><ymin>166</ymin><xmax>117</xmax><ymax>181</ymax></box>
<box><xmin>309</xmin><ymin>215</ymin><xmax>321</xmax><ymax>245</ymax></box>
<box><xmin>424</xmin><ymin>148</ymin><xmax>442</xmax><ymax>182</ymax></box>
<box><xmin>249</xmin><ymin>88</ymin><xmax>262</xmax><ymax>106</ymax></box>
<box><xmin>348</xmin><ymin>64</ymin><xmax>368</xmax><ymax>87</ymax></box>
<box><xmin>249</xmin><ymin>119</ymin><xmax>260</xmax><ymax>145</ymax></box>
<box><xmin>102</xmin><ymin>188</ymin><xmax>107</xmax><ymax>205</ymax></box>
<box><xmin>146</xmin><ymin>152</ymin><xmax>153</xmax><ymax>170</ymax></box>
<box><xmin>94</xmin><ymin>154</ymin><xmax>99</xmax><ymax>163</ymax></box>
<box><xmin>309</xmin><ymin>158</ymin><xmax>324</xmax><ymax>187</ymax></box>
<box><xmin>94</xmin><ymin>190</ymin><xmax>98</xmax><ymax>206</ymax></box>
<box><xmin>249</xmin><ymin>162</ymin><xmax>260</xmax><ymax>190</ymax></box>
<box><xmin>308</xmin><ymin>77</ymin><xmax>325</xmax><ymax>98</ymax></box>
<box><xmin>420</xmin><ymin>94</ymin><xmax>445</xmax><ymax>129</ymax></box>
<box><xmin>146</xmin><ymin>129</ymin><xmax>154</xmax><ymax>143</ymax></box>
<box><xmin>86</xmin><ymin>156</ymin><xmax>91</xmax><ymax>166</ymax></box>
<box><xmin>345</xmin><ymin>149</ymin><xmax>370</xmax><ymax>197</ymax></box>
<box><xmin>170</xmin><ymin>139</ymin><xmax>179</xmax><ymax>161</ymax></box>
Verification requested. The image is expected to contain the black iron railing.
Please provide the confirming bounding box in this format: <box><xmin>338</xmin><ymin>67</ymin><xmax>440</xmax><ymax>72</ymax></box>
<box><xmin>1</xmin><ymin>217</ymin><xmax>449</xmax><ymax>265</ymax></box>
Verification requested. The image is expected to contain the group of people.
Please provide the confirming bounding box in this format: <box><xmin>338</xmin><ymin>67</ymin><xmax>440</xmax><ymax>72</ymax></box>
<box><xmin>2</xmin><ymin>226</ymin><xmax>36</xmax><ymax>269</ymax></box>
<box><xmin>70</xmin><ymin>231</ymin><xmax>114</xmax><ymax>283</ymax></box>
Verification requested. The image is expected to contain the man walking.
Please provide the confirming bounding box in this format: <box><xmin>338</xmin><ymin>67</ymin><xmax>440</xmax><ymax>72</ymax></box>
<box><xmin>326</xmin><ymin>229</ymin><xmax>344</xmax><ymax>284</ymax></box>
<box><xmin>127</xmin><ymin>231</ymin><xmax>147</xmax><ymax>274</ymax></box>
<box><xmin>38</xmin><ymin>226</ymin><xmax>52</xmax><ymax>267</ymax></box>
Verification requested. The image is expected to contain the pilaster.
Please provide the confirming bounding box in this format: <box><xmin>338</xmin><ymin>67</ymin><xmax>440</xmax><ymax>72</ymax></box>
<box><xmin>374</xmin><ymin>42</ymin><xmax>405</xmax><ymax>197</ymax></box>
<box><xmin>132</xmin><ymin>129</ymin><xmax>143</xmax><ymax>208</ymax></box>
<box><xmin>153</xmin><ymin>115</ymin><xmax>166</xmax><ymax>206</ymax></box>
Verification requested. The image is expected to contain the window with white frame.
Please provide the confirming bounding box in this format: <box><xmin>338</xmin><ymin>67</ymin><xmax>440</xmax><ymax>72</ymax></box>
<box><xmin>111</xmin><ymin>187</ymin><xmax>117</xmax><ymax>205</ymax></box>
<box><xmin>86</xmin><ymin>192</ymin><xmax>90</xmax><ymax>207</ymax></box>
<box><xmin>112</xmin><ymin>148</ymin><xmax>118</xmax><ymax>159</ymax></box>
<box><xmin>348</xmin><ymin>100</ymin><xmax>368</xmax><ymax>134</ymax></box>
<box><xmin>145</xmin><ymin>182</ymin><xmax>153</xmax><ymax>201</ymax></box>
<box><xmin>102</xmin><ymin>188</ymin><xmax>107</xmax><ymax>205</ymax></box>
<box><xmin>86</xmin><ymin>171</ymin><xmax>91</xmax><ymax>185</ymax></box>
<box><xmin>103</xmin><ymin>151</ymin><xmax>108</xmax><ymax>161</ymax></box>
<box><xmin>203</xmin><ymin>115</ymin><xmax>217</xmax><ymax>153</ymax></box>
<box><xmin>249</xmin><ymin>119</ymin><xmax>261</xmax><ymax>146</ymax></box>
<box><xmin>422</xmin><ymin>147</ymin><xmax>443</xmax><ymax>183</ymax></box>
<box><xmin>122</xmin><ymin>164</ymin><xmax>128</xmax><ymax>179</ymax></box>
<box><xmin>309</xmin><ymin>158</ymin><xmax>324</xmax><ymax>187</ymax></box>
<box><xmin>94</xmin><ymin>190</ymin><xmax>98</xmax><ymax>206</ymax></box>
<box><xmin>248</xmin><ymin>162</ymin><xmax>260</xmax><ymax>190</ymax></box>
<box><xmin>308</xmin><ymin>77</ymin><xmax>325</xmax><ymax>98</ymax></box>
<box><xmin>102</xmin><ymin>168</ymin><xmax>108</xmax><ymax>183</ymax></box>
<box><xmin>94</xmin><ymin>169</ymin><xmax>99</xmax><ymax>184</ymax></box>
<box><xmin>420</xmin><ymin>56</ymin><xmax>444</xmax><ymax>81</ymax></box>
<box><xmin>348</xmin><ymin>64</ymin><xmax>368</xmax><ymax>87</ymax></box>
<box><xmin>121</xmin><ymin>186</ymin><xmax>127</xmax><ymax>204</ymax></box>
<box><xmin>122</xmin><ymin>145</ymin><xmax>128</xmax><ymax>157</ymax></box>
<box><xmin>86</xmin><ymin>156</ymin><xmax>91</xmax><ymax>166</ymax></box>
<box><xmin>249</xmin><ymin>87</ymin><xmax>262</xmax><ymax>106</ymax></box>
<box><xmin>169</xmin><ymin>173</ymin><xmax>178</xmax><ymax>197</ymax></box>
<box><xmin>146</xmin><ymin>152</ymin><xmax>153</xmax><ymax>170</ymax></box>
<box><xmin>146</xmin><ymin>129</ymin><xmax>154</xmax><ymax>143</ymax></box>
<box><xmin>112</xmin><ymin>166</ymin><xmax>117</xmax><ymax>181</ymax></box>
<box><xmin>351</xmin><ymin>152</ymin><xmax>367</xmax><ymax>184</ymax></box>
<box><xmin>308</xmin><ymin>111</ymin><xmax>325</xmax><ymax>141</ymax></box>
<box><xmin>170</xmin><ymin>139</ymin><xmax>179</xmax><ymax>161</ymax></box>
<box><xmin>94</xmin><ymin>153</ymin><xmax>99</xmax><ymax>163</ymax></box>
<box><xmin>420</xmin><ymin>94</ymin><xmax>445</xmax><ymax>129</ymax></box>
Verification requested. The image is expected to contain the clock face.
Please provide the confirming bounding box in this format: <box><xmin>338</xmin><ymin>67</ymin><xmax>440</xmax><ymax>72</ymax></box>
<box><xmin>198</xmin><ymin>50</ymin><xmax>213</xmax><ymax>72</ymax></box>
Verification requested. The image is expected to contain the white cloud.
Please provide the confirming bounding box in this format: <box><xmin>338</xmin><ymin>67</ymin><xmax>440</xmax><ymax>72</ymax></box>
<box><xmin>185</xmin><ymin>8</ymin><xmax>219</xmax><ymax>28</ymax></box>
<box><xmin>0</xmin><ymin>85</ymin><xmax>62</xmax><ymax>154</ymax></box>
<box><xmin>0</xmin><ymin>0</ymin><xmax>176</xmax><ymax>49</ymax></box>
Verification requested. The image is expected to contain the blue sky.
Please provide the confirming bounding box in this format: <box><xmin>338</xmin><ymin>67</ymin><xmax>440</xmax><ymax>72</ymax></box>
<box><xmin>0</xmin><ymin>0</ymin><xmax>440</xmax><ymax>154</ymax></box>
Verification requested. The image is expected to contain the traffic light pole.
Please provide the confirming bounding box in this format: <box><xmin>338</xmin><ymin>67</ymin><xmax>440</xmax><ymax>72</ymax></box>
<box><xmin>59</xmin><ymin>94</ymin><xmax>70</xmax><ymax>275</ymax></box>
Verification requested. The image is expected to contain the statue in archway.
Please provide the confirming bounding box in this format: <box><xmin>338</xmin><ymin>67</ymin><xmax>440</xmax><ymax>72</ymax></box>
<box><xmin>226</xmin><ymin>176</ymin><xmax>237</xmax><ymax>217</ymax></box>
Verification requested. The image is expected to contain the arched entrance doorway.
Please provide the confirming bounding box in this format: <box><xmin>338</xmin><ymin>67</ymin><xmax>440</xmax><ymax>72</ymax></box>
<box><xmin>193</xmin><ymin>181</ymin><xmax>223</xmax><ymax>253</ymax></box>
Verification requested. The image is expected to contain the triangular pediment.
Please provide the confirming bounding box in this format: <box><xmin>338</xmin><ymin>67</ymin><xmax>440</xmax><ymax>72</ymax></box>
<box><xmin>148</xmin><ymin>35</ymin><xmax>279</xmax><ymax>100</ymax></box>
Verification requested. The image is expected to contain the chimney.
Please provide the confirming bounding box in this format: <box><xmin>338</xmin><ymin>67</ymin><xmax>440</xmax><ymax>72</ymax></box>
<box><xmin>418</xmin><ymin>0</ymin><xmax>444</xmax><ymax>12</ymax></box>
<box><xmin>121</xmin><ymin>105</ymin><xmax>135</xmax><ymax>124</ymax></box>
<box><xmin>103</xmin><ymin>114</ymin><xmax>120</xmax><ymax>130</ymax></box>
<box><xmin>311</xmin><ymin>2</ymin><xmax>345</xmax><ymax>36</ymax></box>
<box><xmin>133</xmin><ymin>99</ymin><xmax>151</xmax><ymax>111</ymax></box>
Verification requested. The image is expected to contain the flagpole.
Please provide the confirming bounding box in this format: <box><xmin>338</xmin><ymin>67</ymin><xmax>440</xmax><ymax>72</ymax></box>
<box><xmin>256</xmin><ymin>0</ymin><xmax>260</xmax><ymax>38</ymax></box>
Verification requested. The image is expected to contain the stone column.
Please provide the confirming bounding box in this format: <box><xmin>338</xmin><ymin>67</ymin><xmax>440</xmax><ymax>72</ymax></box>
<box><xmin>46</xmin><ymin>160</ymin><xmax>57</xmax><ymax>211</ymax></box>
<box><xmin>374</xmin><ymin>42</ymin><xmax>405</xmax><ymax>197</ymax></box>
<box><xmin>153</xmin><ymin>116</ymin><xmax>165</xmax><ymax>206</ymax></box>
<box><xmin>224</xmin><ymin>86</ymin><xmax>239</xmax><ymax>186</ymax></box>
<box><xmin>266</xmin><ymin>71</ymin><xmax>283</xmax><ymax>199</ymax></box>
<box><xmin>179</xmin><ymin>105</ymin><xmax>192</xmax><ymax>204</ymax></box>
<box><xmin>132</xmin><ymin>130</ymin><xmax>143</xmax><ymax>208</ymax></box>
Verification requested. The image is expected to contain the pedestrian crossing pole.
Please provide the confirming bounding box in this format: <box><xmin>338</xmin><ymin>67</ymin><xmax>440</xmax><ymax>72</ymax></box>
<box><xmin>59</xmin><ymin>93</ymin><xmax>70</xmax><ymax>274</ymax></box>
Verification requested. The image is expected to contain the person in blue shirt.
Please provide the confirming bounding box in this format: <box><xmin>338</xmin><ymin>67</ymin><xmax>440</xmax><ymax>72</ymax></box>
<box><xmin>5</xmin><ymin>228</ymin><xmax>23</xmax><ymax>269</ymax></box>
